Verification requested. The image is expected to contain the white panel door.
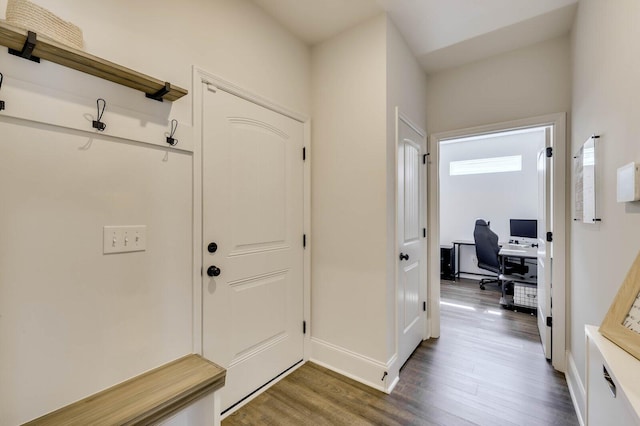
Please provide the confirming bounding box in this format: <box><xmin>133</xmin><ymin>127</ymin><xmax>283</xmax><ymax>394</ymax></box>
<box><xmin>202</xmin><ymin>88</ymin><xmax>304</xmax><ymax>412</ymax></box>
<box><xmin>537</xmin><ymin>128</ymin><xmax>552</xmax><ymax>360</ymax></box>
<box><xmin>397</xmin><ymin>113</ymin><xmax>426</xmax><ymax>368</ymax></box>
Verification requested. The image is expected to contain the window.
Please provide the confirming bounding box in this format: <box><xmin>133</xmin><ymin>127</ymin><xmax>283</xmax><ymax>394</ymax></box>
<box><xmin>449</xmin><ymin>155</ymin><xmax>522</xmax><ymax>176</ymax></box>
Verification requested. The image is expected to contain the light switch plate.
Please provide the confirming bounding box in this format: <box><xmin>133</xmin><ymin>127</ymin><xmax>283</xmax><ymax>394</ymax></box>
<box><xmin>103</xmin><ymin>225</ymin><xmax>146</xmax><ymax>254</ymax></box>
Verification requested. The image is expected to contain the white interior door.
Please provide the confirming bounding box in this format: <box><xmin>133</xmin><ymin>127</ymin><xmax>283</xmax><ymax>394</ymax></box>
<box><xmin>537</xmin><ymin>127</ymin><xmax>552</xmax><ymax>360</ymax></box>
<box><xmin>397</xmin><ymin>113</ymin><xmax>426</xmax><ymax>368</ymax></box>
<box><xmin>201</xmin><ymin>87</ymin><xmax>304</xmax><ymax>412</ymax></box>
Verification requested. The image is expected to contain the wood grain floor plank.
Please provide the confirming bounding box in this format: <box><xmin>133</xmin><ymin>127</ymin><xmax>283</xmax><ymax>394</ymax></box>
<box><xmin>223</xmin><ymin>279</ymin><xmax>578</xmax><ymax>425</ymax></box>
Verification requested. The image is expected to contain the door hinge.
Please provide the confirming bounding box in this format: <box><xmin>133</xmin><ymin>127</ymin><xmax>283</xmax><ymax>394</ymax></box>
<box><xmin>423</xmin><ymin>228</ymin><xmax>426</xmax><ymax>238</ymax></box>
<box><xmin>303</xmin><ymin>320</ymin><xmax>307</xmax><ymax>334</ymax></box>
<box><xmin>303</xmin><ymin>234</ymin><xmax>306</xmax><ymax>248</ymax></box>
<box><xmin>303</xmin><ymin>147</ymin><xmax>306</xmax><ymax>161</ymax></box>
<box><xmin>423</xmin><ymin>153</ymin><xmax>429</xmax><ymax>164</ymax></box>
<box><xmin>423</xmin><ymin>301</ymin><xmax>427</xmax><ymax>312</ymax></box>
<box><xmin>546</xmin><ymin>147</ymin><xmax>553</xmax><ymax>158</ymax></box>
<box><xmin>546</xmin><ymin>316</ymin><xmax>552</xmax><ymax>328</ymax></box>
<box><xmin>546</xmin><ymin>231</ymin><xmax>553</xmax><ymax>242</ymax></box>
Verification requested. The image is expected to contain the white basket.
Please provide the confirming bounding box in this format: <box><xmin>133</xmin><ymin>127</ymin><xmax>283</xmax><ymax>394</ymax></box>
<box><xmin>5</xmin><ymin>0</ymin><xmax>83</xmax><ymax>49</ymax></box>
<box><xmin>513</xmin><ymin>283</ymin><xmax>537</xmax><ymax>308</ymax></box>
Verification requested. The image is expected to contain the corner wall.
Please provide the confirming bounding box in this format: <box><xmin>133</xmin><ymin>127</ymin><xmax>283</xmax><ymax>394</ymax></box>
<box><xmin>310</xmin><ymin>14</ymin><xmax>427</xmax><ymax>390</ymax></box>
<box><xmin>386</xmin><ymin>16</ymin><xmax>428</xmax><ymax>375</ymax></box>
<box><xmin>310</xmin><ymin>14</ymin><xmax>389</xmax><ymax>387</ymax></box>
<box><xmin>569</xmin><ymin>0</ymin><xmax>640</xmax><ymax>420</ymax></box>
<box><xmin>0</xmin><ymin>1</ymin><xmax>309</xmax><ymax>424</ymax></box>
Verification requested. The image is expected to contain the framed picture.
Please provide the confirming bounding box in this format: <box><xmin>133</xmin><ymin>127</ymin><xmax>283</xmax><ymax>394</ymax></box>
<box><xmin>600</xmin><ymin>251</ymin><xmax>640</xmax><ymax>361</ymax></box>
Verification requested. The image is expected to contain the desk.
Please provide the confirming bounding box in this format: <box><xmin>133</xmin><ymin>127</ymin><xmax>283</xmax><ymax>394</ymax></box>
<box><xmin>498</xmin><ymin>245</ymin><xmax>538</xmax><ymax>308</ymax></box>
<box><xmin>498</xmin><ymin>244</ymin><xmax>537</xmax><ymax>258</ymax></box>
<box><xmin>451</xmin><ymin>240</ymin><xmax>510</xmax><ymax>281</ymax></box>
<box><xmin>451</xmin><ymin>240</ymin><xmax>500</xmax><ymax>281</ymax></box>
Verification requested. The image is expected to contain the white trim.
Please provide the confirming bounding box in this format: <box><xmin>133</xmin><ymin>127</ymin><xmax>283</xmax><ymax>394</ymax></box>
<box><xmin>427</xmin><ymin>134</ymin><xmax>441</xmax><ymax>338</ymax></box>
<box><xmin>310</xmin><ymin>337</ymin><xmax>393</xmax><ymax>393</ymax></box>
<box><xmin>429</xmin><ymin>113</ymin><xmax>567</xmax><ymax>372</ymax></box>
<box><xmin>195</xmin><ymin>69</ymin><xmax>308</xmax><ymax>124</ymax></box>
<box><xmin>191</xmin><ymin>69</ymin><xmax>204</xmax><ymax>355</ymax></box>
<box><xmin>385</xmin><ymin>353</ymin><xmax>400</xmax><ymax>394</ymax></box>
<box><xmin>566</xmin><ymin>350</ymin><xmax>586</xmax><ymax>426</ymax></box>
<box><xmin>397</xmin><ymin>110</ymin><xmax>426</xmax><ymax>138</ymax></box>
<box><xmin>441</xmin><ymin>126</ymin><xmax>545</xmax><ymax>144</ymax></box>
<box><xmin>0</xmin><ymin>60</ymin><xmax>193</xmax><ymax>153</ymax></box>
<box><xmin>303</xmin><ymin>120</ymin><xmax>312</xmax><ymax>361</ymax></box>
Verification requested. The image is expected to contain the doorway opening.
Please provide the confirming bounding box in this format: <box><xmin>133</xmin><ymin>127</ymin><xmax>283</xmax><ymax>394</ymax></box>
<box><xmin>428</xmin><ymin>114</ymin><xmax>567</xmax><ymax>373</ymax></box>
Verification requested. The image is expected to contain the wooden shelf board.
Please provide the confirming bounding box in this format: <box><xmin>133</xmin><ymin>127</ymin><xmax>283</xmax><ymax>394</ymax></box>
<box><xmin>0</xmin><ymin>21</ymin><xmax>187</xmax><ymax>102</ymax></box>
<box><xmin>24</xmin><ymin>354</ymin><xmax>226</xmax><ymax>426</ymax></box>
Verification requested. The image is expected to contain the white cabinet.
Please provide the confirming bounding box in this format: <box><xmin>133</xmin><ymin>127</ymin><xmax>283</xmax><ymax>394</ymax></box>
<box><xmin>586</xmin><ymin>325</ymin><xmax>640</xmax><ymax>425</ymax></box>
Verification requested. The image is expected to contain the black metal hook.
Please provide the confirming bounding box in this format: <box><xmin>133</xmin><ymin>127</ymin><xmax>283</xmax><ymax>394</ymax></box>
<box><xmin>0</xmin><ymin>72</ymin><xmax>4</xmax><ymax>111</ymax></box>
<box><xmin>92</xmin><ymin>98</ymin><xmax>106</xmax><ymax>131</ymax></box>
<box><xmin>166</xmin><ymin>119</ymin><xmax>178</xmax><ymax>146</ymax></box>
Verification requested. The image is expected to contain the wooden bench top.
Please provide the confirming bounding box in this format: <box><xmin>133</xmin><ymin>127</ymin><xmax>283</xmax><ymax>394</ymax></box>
<box><xmin>24</xmin><ymin>354</ymin><xmax>226</xmax><ymax>426</ymax></box>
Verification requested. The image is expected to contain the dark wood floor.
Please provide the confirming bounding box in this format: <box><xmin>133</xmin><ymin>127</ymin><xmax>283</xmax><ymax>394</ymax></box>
<box><xmin>223</xmin><ymin>279</ymin><xmax>578</xmax><ymax>425</ymax></box>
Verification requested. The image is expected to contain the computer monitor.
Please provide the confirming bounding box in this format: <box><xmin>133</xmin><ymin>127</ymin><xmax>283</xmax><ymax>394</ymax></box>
<box><xmin>510</xmin><ymin>219</ymin><xmax>537</xmax><ymax>239</ymax></box>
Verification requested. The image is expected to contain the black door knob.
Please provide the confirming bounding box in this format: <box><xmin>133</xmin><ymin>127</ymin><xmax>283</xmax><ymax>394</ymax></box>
<box><xmin>208</xmin><ymin>242</ymin><xmax>218</xmax><ymax>253</ymax></box>
<box><xmin>207</xmin><ymin>266</ymin><xmax>221</xmax><ymax>277</ymax></box>
<box><xmin>399</xmin><ymin>253</ymin><xmax>409</xmax><ymax>261</ymax></box>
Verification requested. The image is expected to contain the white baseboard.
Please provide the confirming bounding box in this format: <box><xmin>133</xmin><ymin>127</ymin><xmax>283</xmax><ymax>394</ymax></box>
<box><xmin>566</xmin><ymin>350</ymin><xmax>586</xmax><ymax>426</ymax></box>
<box><xmin>310</xmin><ymin>337</ymin><xmax>397</xmax><ymax>393</ymax></box>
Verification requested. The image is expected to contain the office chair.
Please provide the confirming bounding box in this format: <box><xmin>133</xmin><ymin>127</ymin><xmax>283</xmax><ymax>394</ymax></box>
<box><xmin>473</xmin><ymin>219</ymin><xmax>528</xmax><ymax>290</ymax></box>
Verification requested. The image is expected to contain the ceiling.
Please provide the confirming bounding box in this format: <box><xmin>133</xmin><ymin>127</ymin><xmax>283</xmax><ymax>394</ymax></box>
<box><xmin>251</xmin><ymin>0</ymin><xmax>578</xmax><ymax>73</ymax></box>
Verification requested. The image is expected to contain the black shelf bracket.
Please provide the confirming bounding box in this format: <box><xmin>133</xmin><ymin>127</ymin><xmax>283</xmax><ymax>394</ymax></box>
<box><xmin>0</xmin><ymin>72</ymin><xmax>4</xmax><ymax>111</ymax></box>
<box><xmin>146</xmin><ymin>82</ymin><xmax>171</xmax><ymax>102</ymax></box>
<box><xmin>8</xmin><ymin>31</ymin><xmax>40</xmax><ymax>63</ymax></box>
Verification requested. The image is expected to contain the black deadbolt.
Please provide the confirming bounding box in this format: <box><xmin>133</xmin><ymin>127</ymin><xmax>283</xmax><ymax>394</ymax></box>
<box><xmin>208</xmin><ymin>242</ymin><xmax>218</xmax><ymax>253</ymax></box>
<box><xmin>207</xmin><ymin>266</ymin><xmax>221</xmax><ymax>277</ymax></box>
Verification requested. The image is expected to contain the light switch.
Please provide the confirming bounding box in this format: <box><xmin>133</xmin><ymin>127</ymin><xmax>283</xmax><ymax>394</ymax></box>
<box><xmin>103</xmin><ymin>225</ymin><xmax>146</xmax><ymax>254</ymax></box>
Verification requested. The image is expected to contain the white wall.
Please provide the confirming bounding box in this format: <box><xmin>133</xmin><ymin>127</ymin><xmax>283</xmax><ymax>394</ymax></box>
<box><xmin>439</xmin><ymin>130</ymin><xmax>544</xmax><ymax>276</ymax></box>
<box><xmin>426</xmin><ymin>36</ymin><xmax>571</xmax><ymax>339</ymax></box>
<box><xmin>385</xmin><ymin>16</ymin><xmax>428</xmax><ymax>368</ymax></box>
<box><xmin>310</xmin><ymin>14</ymin><xmax>427</xmax><ymax>390</ymax></box>
<box><xmin>310</xmin><ymin>13</ymin><xmax>389</xmax><ymax>375</ymax></box>
<box><xmin>426</xmin><ymin>36</ymin><xmax>572</xmax><ymax>135</ymax></box>
<box><xmin>19</xmin><ymin>0</ymin><xmax>311</xmax><ymax>120</ymax></box>
<box><xmin>569</xmin><ymin>0</ymin><xmax>640</xmax><ymax>419</ymax></box>
<box><xmin>0</xmin><ymin>1</ymin><xmax>310</xmax><ymax>424</ymax></box>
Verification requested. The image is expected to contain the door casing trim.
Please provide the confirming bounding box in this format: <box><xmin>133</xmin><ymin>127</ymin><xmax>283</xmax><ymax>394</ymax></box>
<box><xmin>428</xmin><ymin>112</ymin><xmax>567</xmax><ymax>372</ymax></box>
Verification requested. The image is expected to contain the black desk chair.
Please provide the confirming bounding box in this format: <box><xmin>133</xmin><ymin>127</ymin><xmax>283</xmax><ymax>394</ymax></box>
<box><xmin>473</xmin><ymin>219</ymin><xmax>527</xmax><ymax>290</ymax></box>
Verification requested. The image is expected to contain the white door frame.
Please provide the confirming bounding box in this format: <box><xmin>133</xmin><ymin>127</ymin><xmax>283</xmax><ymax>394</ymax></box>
<box><xmin>191</xmin><ymin>66</ymin><xmax>311</xmax><ymax>363</ymax></box>
<box><xmin>428</xmin><ymin>112</ymin><xmax>566</xmax><ymax>372</ymax></box>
